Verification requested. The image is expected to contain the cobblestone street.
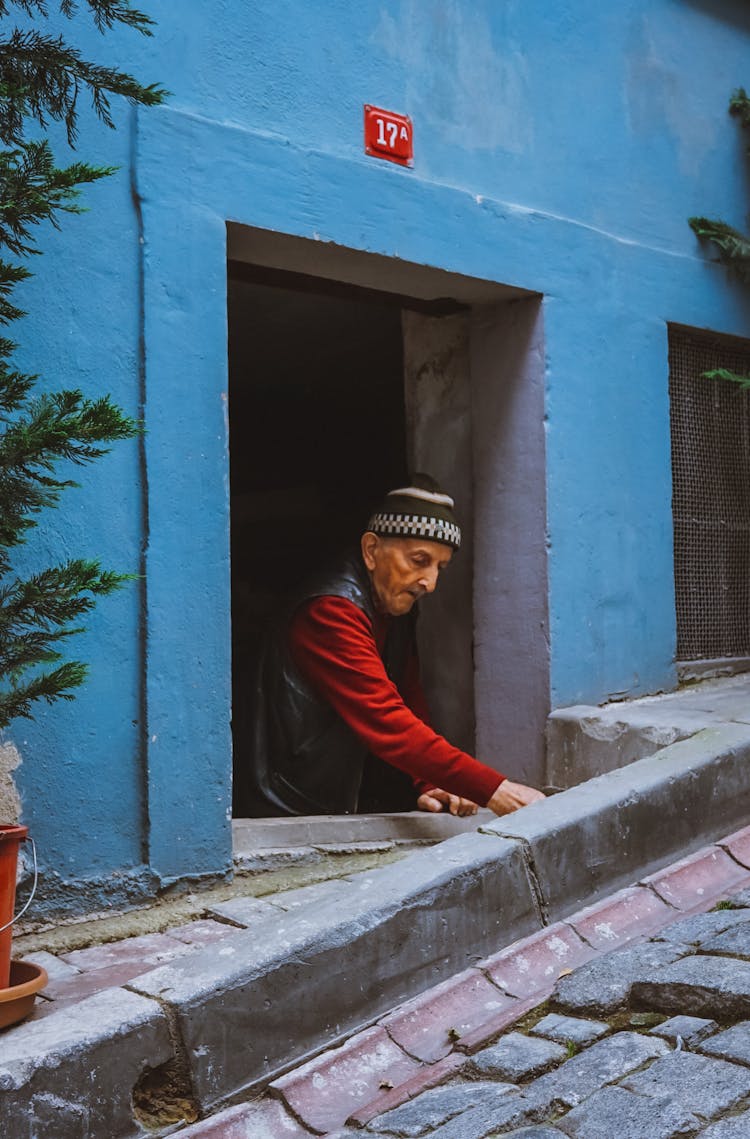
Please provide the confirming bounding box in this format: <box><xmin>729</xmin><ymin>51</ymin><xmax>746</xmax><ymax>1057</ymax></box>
<box><xmin>176</xmin><ymin>829</ymin><xmax>750</xmax><ymax>1138</ymax></box>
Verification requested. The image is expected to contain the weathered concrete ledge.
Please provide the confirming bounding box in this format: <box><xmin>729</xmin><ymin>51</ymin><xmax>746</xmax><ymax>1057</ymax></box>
<box><xmin>0</xmin><ymin>987</ymin><xmax>174</xmax><ymax>1137</ymax></box>
<box><xmin>125</xmin><ymin>722</ymin><xmax>750</xmax><ymax>1116</ymax></box>
<box><xmin>130</xmin><ymin>831</ymin><xmax>536</xmax><ymax>1111</ymax></box>
<box><xmin>547</xmin><ymin>672</ymin><xmax>750</xmax><ymax>787</ymax></box>
<box><xmin>4</xmin><ymin>723</ymin><xmax>750</xmax><ymax>1134</ymax></box>
<box><xmin>485</xmin><ymin>722</ymin><xmax>750</xmax><ymax>924</ymax></box>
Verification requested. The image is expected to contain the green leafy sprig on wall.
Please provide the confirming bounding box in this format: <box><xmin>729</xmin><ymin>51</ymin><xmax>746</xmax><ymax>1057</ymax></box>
<box><xmin>0</xmin><ymin>1</ymin><xmax>165</xmax><ymax>729</ymax></box>
<box><xmin>688</xmin><ymin>88</ymin><xmax>750</xmax><ymax>393</ymax></box>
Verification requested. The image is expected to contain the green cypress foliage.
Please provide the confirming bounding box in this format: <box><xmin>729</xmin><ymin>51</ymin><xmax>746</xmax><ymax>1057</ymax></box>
<box><xmin>0</xmin><ymin>1</ymin><xmax>165</xmax><ymax>728</ymax></box>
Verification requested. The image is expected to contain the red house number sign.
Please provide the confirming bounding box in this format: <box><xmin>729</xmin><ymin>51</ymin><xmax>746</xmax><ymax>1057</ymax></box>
<box><xmin>364</xmin><ymin>105</ymin><xmax>413</xmax><ymax>167</ymax></box>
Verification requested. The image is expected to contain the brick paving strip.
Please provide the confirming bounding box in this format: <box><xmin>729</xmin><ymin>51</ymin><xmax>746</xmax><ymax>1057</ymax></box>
<box><xmin>172</xmin><ymin>824</ymin><xmax>750</xmax><ymax>1138</ymax></box>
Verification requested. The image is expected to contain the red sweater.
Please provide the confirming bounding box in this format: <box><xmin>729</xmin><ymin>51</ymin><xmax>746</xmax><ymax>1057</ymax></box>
<box><xmin>288</xmin><ymin>595</ymin><xmax>504</xmax><ymax>806</ymax></box>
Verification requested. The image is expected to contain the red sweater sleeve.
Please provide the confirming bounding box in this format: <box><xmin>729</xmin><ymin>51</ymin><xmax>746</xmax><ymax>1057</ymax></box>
<box><xmin>288</xmin><ymin>596</ymin><xmax>504</xmax><ymax>806</ymax></box>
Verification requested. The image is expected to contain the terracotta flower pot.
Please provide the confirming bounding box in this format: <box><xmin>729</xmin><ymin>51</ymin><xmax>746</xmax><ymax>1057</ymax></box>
<box><xmin>0</xmin><ymin>824</ymin><xmax>28</xmax><ymax>988</ymax></box>
<box><xmin>0</xmin><ymin>960</ymin><xmax>48</xmax><ymax>1030</ymax></box>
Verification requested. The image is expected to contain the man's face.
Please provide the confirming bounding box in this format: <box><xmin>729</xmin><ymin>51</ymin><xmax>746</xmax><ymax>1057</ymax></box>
<box><xmin>361</xmin><ymin>533</ymin><xmax>453</xmax><ymax>617</ymax></box>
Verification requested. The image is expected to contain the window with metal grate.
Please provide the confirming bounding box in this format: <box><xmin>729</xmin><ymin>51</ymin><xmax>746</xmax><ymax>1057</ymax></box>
<box><xmin>669</xmin><ymin>325</ymin><xmax>750</xmax><ymax>661</ymax></box>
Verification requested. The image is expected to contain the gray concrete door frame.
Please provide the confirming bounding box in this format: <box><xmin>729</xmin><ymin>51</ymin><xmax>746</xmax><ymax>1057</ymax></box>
<box><xmin>227</xmin><ymin>223</ymin><xmax>549</xmax><ymax>790</ymax></box>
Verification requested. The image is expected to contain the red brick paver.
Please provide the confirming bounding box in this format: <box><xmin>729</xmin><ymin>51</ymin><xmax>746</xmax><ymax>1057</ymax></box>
<box><xmin>347</xmin><ymin>1052</ymin><xmax>467</xmax><ymax>1126</ymax></box>
<box><xmin>455</xmin><ymin>992</ymin><xmax>551</xmax><ymax>1055</ymax></box>
<box><xmin>641</xmin><ymin>844</ymin><xmax>750</xmax><ymax>911</ymax></box>
<box><xmin>169</xmin><ymin>919</ymin><xmax>238</xmax><ymax>947</ymax></box>
<box><xmin>719</xmin><ymin>825</ymin><xmax>750</xmax><ymax>871</ymax></box>
<box><xmin>479</xmin><ymin>921</ymin><xmax>596</xmax><ymax>998</ymax></box>
<box><xmin>270</xmin><ymin>1024</ymin><xmax>422</xmax><ymax>1134</ymax></box>
<box><xmin>379</xmin><ymin>967</ymin><xmax>513</xmax><ymax>1062</ymax></box>
<box><xmin>565</xmin><ymin>885</ymin><xmax>676</xmax><ymax>950</ymax></box>
<box><xmin>178</xmin><ymin>1097</ymin><xmax>313</xmax><ymax>1137</ymax></box>
<box><xmin>60</xmin><ymin>931</ymin><xmax>191</xmax><ymax>972</ymax></box>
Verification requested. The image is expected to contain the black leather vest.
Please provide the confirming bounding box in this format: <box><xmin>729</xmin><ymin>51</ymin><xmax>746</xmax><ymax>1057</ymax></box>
<box><xmin>245</xmin><ymin>552</ymin><xmax>415</xmax><ymax>816</ymax></box>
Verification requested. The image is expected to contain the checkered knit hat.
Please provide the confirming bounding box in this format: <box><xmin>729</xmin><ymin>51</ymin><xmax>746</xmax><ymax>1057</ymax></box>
<box><xmin>367</xmin><ymin>474</ymin><xmax>461</xmax><ymax>550</ymax></box>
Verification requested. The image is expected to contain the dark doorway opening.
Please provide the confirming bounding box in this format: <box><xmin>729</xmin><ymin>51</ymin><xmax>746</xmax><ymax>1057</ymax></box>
<box><xmin>228</xmin><ymin>263</ymin><xmax>409</xmax><ymax>815</ymax></box>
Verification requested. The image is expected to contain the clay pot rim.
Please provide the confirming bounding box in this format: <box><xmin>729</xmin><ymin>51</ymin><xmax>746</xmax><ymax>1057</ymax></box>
<box><xmin>0</xmin><ymin>825</ymin><xmax>28</xmax><ymax>842</ymax></box>
<box><xmin>0</xmin><ymin>960</ymin><xmax>47</xmax><ymax>1002</ymax></box>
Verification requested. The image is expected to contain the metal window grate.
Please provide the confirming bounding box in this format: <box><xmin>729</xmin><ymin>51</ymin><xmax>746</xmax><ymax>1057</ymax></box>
<box><xmin>669</xmin><ymin>326</ymin><xmax>750</xmax><ymax>660</ymax></box>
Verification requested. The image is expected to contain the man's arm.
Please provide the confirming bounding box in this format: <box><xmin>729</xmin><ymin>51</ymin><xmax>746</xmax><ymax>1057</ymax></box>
<box><xmin>289</xmin><ymin>596</ymin><xmax>542</xmax><ymax>814</ymax></box>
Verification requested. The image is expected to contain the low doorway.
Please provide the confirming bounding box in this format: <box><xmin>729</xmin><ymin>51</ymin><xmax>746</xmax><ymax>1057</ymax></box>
<box><xmin>226</xmin><ymin>225</ymin><xmax>549</xmax><ymax>820</ymax></box>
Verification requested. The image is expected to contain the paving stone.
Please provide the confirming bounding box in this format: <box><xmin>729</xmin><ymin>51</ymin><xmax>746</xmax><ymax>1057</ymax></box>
<box><xmin>630</xmin><ymin>954</ymin><xmax>750</xmax><ymax>1019</ymax></box>
<box><xmin>267</xmin><ymin>877</ymin><xmax>355</xmax><ymax>911</ymax></box>
<box><xmin>553</xmin><ymin>939</ymin><xmax>690</xmax><ymax>1015</ymax></box>
<box><xmin>364</xmin><ymin>1081</ymin><xmax>516</xmax><ymax>1136</ymax></box>
<box><xmin>168</xmin><ymin>919</ymin><xmax>238</xmax><ymax>946</ymax></box>
<box><xmin>702</xmin><ymin>1112</ymin><xmax>750</xmax><ymax>1137</ymax></box>
<box><xmin>466</xmin><ymin>1032</ymin><xmax>567</xmax><ymax>1082</ymax></box>
<box><xmin>0</xmin><ymin>987</ymin><xmax>174</xmax><ymax>1139</ymax></box>
<box><xmin>177</xmin><ymin>1096</ymin><xmax>313</xmax><ymax>1137</ymax></box>
<box><xmin>380</xmin><ymin>967</ymin><xmax>513</xmax><ymax>1062</ymax></box>
<box><xmin>642</xmin><ymin>845</ymin><xmax>750</xmax><ymax>911</ymax></box>
<box><xmin>21</xmin><ymin>950</ymin><xmax>80</xmax><ymax>983</ymax></box>
<box><xmin>699</xmin><ymin>1020</ymin><xmax>750</xmax><ymax>1067</ymax></box>
<box><xmin>565</xmin><ymin>886</ymin><xmax>675</xmax><ymax>950</ymax></box>
<box><xmin>35</xmin><ymin>958</ymin><xmax>168</xmax><ymax>1004</ymax></box>
<box><xmin>530</xmin><ymin>1013</ymin><xmax>609</xmax><ymax>1047</ymax></box>
<box><xmin>271</xmin><ymin>1025</ymin><xmax>422</xmax><ymax>1134</ymax></box>
<box><xmin>480</xmin><ymin>923</ymin><xmax>596</xmax><ymax>998</ymax></box>
<box><xmin>727</xmin><ymin>888</ymin><xmax>750</xmax><ymax>908</ymax></box>
<box><xmin>653</xmin><ymin>909</ymin><xmax>750</xmax><ymax>945</ymax></box>
<box><xmin>501</xmin><ymin>1130</ymin><xmax>566</xmax><ymax>1138</ymax></box>
<box><xmin>622</xmin><ymin>1050</ymin><xmax>750</xmax><ymax>1119</ymax></box>
<box><xmin>60</xmin><ymin>930</ymin><xmax>191</xmax><ymax>972</ymax></box>
<box><xmin>530</xmin><ymin>1030</ymin><xmax>670</xmax><ymax>1109</ymax></box>
<box><xmin>205</xmin><ymin>894</ymin><xmax>279</xmax><ymax>925</ymax></box>
<box><xmin>719</xmin><ymin>825</ymin><xmax>750</xmax><ymax>870</ymax></box>
<box><xmin>650</xmin><ymin>1014</ymin><xmax>718</xmax><ymax>1046</ymax></box>
<box><xmin>406</xmin><ymin>1091</ymin><xmax>540</xmax><ymax>1139</ymax></box>
<box><xmin>349</xmin><ymin>1054</ymin><xmax>467</xmax><ymax>1126</ymax></box>
<box><xmin>700</xmin><ymin>918</ymin><xmax>750</xmax><ymax>959</ymax></box>
<box><xmin>554</xmin><ymin>1085</ymin><xmax>700</xmax><ymax>1138</ymax></box>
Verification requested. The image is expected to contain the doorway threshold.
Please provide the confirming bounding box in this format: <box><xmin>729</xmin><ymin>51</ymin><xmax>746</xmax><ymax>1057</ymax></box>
<box><xmin>232</xmin><ymin>810</ymin><xmax>494</xmax><ymax>872</ymax></box>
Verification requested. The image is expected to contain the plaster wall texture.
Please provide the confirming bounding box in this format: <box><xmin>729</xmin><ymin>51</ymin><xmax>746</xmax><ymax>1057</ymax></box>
<box><xmin>6</xmin><ymin>0</ymin><xmax>750</xmax><ymax>893</ymax></box>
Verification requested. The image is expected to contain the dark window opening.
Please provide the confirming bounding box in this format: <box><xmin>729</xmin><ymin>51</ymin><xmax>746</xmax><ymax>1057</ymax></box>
<box><xmin>228</xmin><ymin>266</ymin><xmax>410</xmax><ymax>815</ymax></box>
<box><xmin>669</xmin><ymin>325</ymin><xmax>750</xmax><ymax>661</ymax></box>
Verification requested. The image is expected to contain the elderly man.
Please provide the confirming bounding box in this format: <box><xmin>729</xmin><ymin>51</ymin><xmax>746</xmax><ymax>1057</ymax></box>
<box><xmin>246</xmin><ymin>476</ymin><xmax>544</xmax><ymax>818</ymax></box>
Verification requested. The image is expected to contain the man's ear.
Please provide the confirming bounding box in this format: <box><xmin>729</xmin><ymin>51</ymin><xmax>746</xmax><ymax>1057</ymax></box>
<box><xmin>361</xmin><ymin>531</ymin><xmax>379</xmax><ymax>571</ymax></box>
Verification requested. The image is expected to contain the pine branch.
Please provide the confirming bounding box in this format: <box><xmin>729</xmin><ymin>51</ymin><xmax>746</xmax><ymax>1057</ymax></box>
<box><xmin>0</xmin><ymin>389</ymin><xmax>138</xmax><ymax>470</ymax></box>
<box><xmin>0</xmin><ymin>141</ymin><xmax>111</xmax><ymax>255</ymax></box>
<box><xmin>0</xmin><ymin>659</ymin><xmax>88</xmax><ymax>726</ymax></box>
<box><xmin>0</xmin><ymin>2</ymin><xmax>156</xmax><ymax>36</ymax></box>
<box><xmin>0</xmin><ymin>558</ymin><xmax>125</xmax><ymax>628</ymax></box>
<box><xmin>0</xmin><ymin>30</ymin><xmax>165</xmax><ymax>145</ymax></box>
<box><xmin>703</xmin><ymin>367</ymin><xmax>750</xmax><ymax>392</ymax></box>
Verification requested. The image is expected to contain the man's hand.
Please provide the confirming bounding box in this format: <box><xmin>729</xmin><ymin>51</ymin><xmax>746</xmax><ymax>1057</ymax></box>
<box><xmin>417</xmin><ymin>788</ymin><xmax>479</xmax><ymax>817</ymax></box>
<box><xmin>486</xmin><ymin>779</ymin><xmax>546</xmax><ymax>817</ymax></box>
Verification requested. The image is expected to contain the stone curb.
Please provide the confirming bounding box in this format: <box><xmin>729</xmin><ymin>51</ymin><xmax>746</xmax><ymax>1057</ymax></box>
<box><xmin>128</xmin><ymin>725</ymin><xmax>750</xmax><ymax>1118</ymax></box>
<box><xmin>0</xmin><ymin>987</ymin><xmax>175</xmax><ymax>1139</ymax></box>
<box><xmin>179</xmin><ymin>826</ymin><xmax>750</xmax><ymax>1136</ymax></box>
<box><xmin>129</xmin><ymin>831</ymin><xmax>538</xmax><ymax>1111</ymax></box>
<box><xmin>5</xmin><ymin>726</ymin><xmax>750</xmax><ymax>1136</ymax></box>
<box><xmin>480</xmin><ymin>723</ymin><xmax>750</xmax><ymax>922</ymax></box>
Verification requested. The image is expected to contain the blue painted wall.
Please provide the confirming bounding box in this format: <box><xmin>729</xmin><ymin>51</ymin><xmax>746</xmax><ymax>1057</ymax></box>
<box><xmin>9</xmin><ymin>1</ymin><xmax>750</xmax><ymax>903</ymax></box>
